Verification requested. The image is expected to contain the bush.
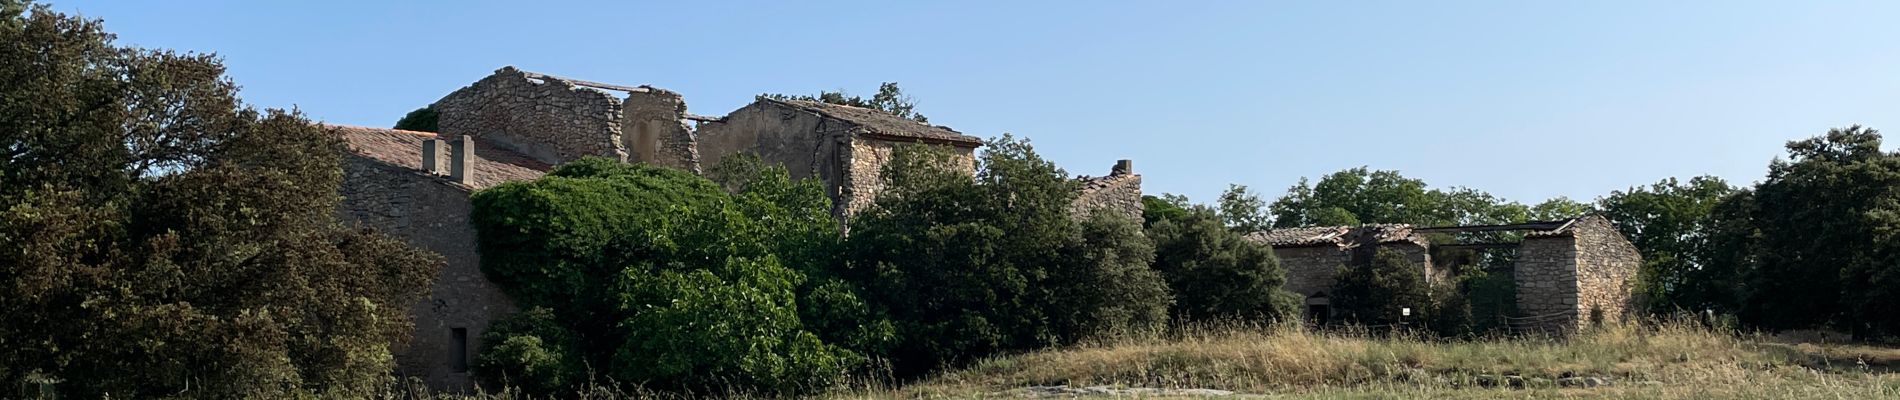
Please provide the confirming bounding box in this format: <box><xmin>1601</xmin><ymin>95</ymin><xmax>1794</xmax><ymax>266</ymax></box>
<box><xmin>474</xmin><ymin>308</ymin><xmax>583</xmax><ymax>395</ymax></box>
<box><xmin>470</xmin><ymin>157</ymin><xmax>854</xmax><ymax>395</ymax></box>
<box><xmin>1145</xmin><ymin>205</ymin><xmax>1298</xmax><ymax>322</ymax></box>
<box><xmin>845</xmin><ymin>136</ymin><xmax>1172</xmax><ymax>375</ymax></box>
<box><xmin>394</xmin><ymin>105</ymin><xmax>438</xmax><ymax>132</ymax></box>
<box><xmin>1331</xmin><ymin>248</ymin><xmax>1433</xmax><ymax>327</ymax></box>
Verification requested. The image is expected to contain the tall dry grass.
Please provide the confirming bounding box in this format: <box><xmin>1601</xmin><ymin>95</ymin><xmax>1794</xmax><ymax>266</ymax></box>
<box><xmin>876</xmin><ymin>320</ymin><xmax>1900</xmax><ymax>398</ymax></box>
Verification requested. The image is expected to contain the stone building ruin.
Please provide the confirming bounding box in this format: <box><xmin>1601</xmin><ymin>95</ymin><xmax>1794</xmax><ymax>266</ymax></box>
<box><xmin>331</xmin><ymin>66</ymin><xmax>1144</xmax><ymax>391</ymax></box>
<box><xmin>1247</xmin><ymin>215</ymin><xmax>1640</xmax><ymax>332</ymax></box>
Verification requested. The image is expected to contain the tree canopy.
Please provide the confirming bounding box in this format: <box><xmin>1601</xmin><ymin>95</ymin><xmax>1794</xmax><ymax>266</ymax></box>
<box><xmin>0</xmin><ymin>3</ymin><xmax>437</xmax><ymax>396</ymax></box>
<box><xmin>469</xmin><ymin>157</ymin><xmax>857</xmax><ymax>395</ymax></box>
<box><xmin>843</xmin><ymin>136</ymin><xmax>1170</xmax><ymax>375</ymax></box>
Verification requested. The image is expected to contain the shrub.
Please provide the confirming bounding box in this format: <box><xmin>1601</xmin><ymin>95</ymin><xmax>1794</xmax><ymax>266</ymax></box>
<box><xmin>394</xmin><ymin>105</ymin><xmax>438</xmax><ymax>132</ymax></box>
<box><xmin>470</xmin><ymin>157</ymin><xmax>854</xmax><ymax>395</ymax></box>
<box><xmin>1146</xmin><ymin>205</ymin><xmax>1298</xmax><ymax>322</ymax></box>
<box><xmin>473</xmin><ymin>308</ymin><xmax>583</xmax><ymax>395</ymax></box>
<box><xmin>845</xmin><ymin>136</ymin><xmax>1172</xmax><ymax>375</ymax></box>
<box><xmin>1331</xmin><ymin>248</ymin><xmax>1433</xmax><ymax>327</ymax></box>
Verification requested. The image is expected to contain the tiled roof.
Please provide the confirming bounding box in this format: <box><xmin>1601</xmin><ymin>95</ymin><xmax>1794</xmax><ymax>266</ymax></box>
<box><xmin>1247</xmin><ymin>226</ymin><xmax>1354</xmax><ymax>247</ymax></box>
<box><xmin>762</xmin><ymin>99</ymin><xmax>983</xmax><ymax>145</ymax></box>
<box><xmin>1246</xmin><ymin>224</ymin><xmax>1422</xmax><ymax>247</ymax></box>
<box><xmin>327</xmin><ymin>124</ymin><xmax>551</xmax><ymax>189</ymax></box>
<box><xmin>1076</xmin><ymin>173</ymin><xmax>1139</xmax><ymax>195</ymax></box>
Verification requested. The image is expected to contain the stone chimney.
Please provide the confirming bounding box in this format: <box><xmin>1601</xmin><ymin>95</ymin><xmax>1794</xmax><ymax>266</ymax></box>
<box><xmin>421</xmin><ymin>138</ymin><xmax>446</xmax><ymax>175</ymax></box>
<box><xmin>1112</xmin><ymin>159</ymin><xmax>1133</xmax><ymax>176</ymax></box>
<box><xmin>450</xmin><ymin>135</ymin><xmax>474</xmax><ymax>184</ymax></box>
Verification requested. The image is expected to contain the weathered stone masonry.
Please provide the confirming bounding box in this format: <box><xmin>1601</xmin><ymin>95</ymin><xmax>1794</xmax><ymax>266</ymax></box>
<box><xmin>333</xmin><ymin>125</ymin><xmax>549</xmax><ymax>391</ymax></box>
<box><xmin>695</xmin><ymin>98</ymin><xmax>982</xmax><ymax>219</ymax></box>
<box><xmin>434</xmin><ymin>67</ymin><xmax>698</xmax><ymax>171</ymax></box>
<box><xmin>1072</xmin><ymin>160</ymin><xmax>1144</xmax><ymax>222</ymax></box>
<box><xmin>337</xmin><ymin>67</ymin><xmax>1142</xmax><ymax>392</ymax></box>
<box><xmin>1247</xmin><ymin>215</ymin><xmax>1639</xmax><ymax>332</ymax></box>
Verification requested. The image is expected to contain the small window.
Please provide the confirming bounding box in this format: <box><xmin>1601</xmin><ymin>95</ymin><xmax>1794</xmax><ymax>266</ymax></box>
<box><xmin>451</xmin><ymin>328</ymin><xmax>469</xmax><ymax>372</ymax></box>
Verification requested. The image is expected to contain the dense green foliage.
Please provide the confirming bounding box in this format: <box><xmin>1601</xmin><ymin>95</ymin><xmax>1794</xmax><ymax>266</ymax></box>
<box><xmin>473</xmin><ymin>308</ymin><xmax>583</xmax><ymax>395</ymax></box>
<box><xmin>843</xmin><ymin>136</ymin><xmax>1171</xmax><ymax>375</ymax></box>
<box><xmin>1269</xmin><ymin>167</ymin><xmax>1587</xmax><ymax>229</ymax></box>
<box><xmin>1217</xmin><ymin>184</ymin><xmax>1271</xmax><ymax>233</ymax></box>
<box><xmin>470</xmin><ymin>157</ymin><xmax>854</xmax><ymax>395</ymax></box>
<box><xmin>1330</xmin><ymin>248</ymin><xmax>1435</xmax><ymax>327</ymax></box>
<box><xmin>394</xmin><ymin>105</ymin><xmax>438</xmax><ymax>132</ymax></box>
<box><xmin>1736</xmin><ymin>126</ymin><xmax>1900</xmax><ymax>338</ymax></box>
<box><xmin>1143</xmin><ymin>199</ymin><xmax>1298</xmax><ymax>322</ymax></box>
<box><xmin>0</xmin><ymin>3</ymin><xmax>438</xmax><ymax>397</ymax></box>
<box><xmin>759</xmin><ymin>82</ymin><xmax>928</xmax><ymax>122</ymax></box>
<box><xmin>1597</xmin><ymin>176</ymin><xmax>1740</xmax><ymax>314</ymax></box>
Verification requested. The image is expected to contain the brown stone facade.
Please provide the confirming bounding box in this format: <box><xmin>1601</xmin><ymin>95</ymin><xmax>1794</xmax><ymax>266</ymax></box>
<box><xmin>1515</xmin><ymin>215</ymin><xmax>1641</xmax><ymax>332</ymax></box>
<box><xmin>696</xmin><ymin>98</ymin><xmax>981</xmax><ymax>220</ymax></box>
<box><xmin>336</xmin><ymin>144</ymin><xmax>533</xmax><ymax>390</ymax></box>
<box><xmin>338</xmin><ymin>67</ymin><xmax>1144</xmax><ymax>392</ymax></box>
<box><xmin>1249</xmin><ymin>215</ymin><xmax>1639</xmax><ymax>332</ymax></box>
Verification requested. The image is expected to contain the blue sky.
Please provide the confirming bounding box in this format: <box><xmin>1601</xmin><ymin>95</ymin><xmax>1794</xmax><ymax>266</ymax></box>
<box><xmin>53</xmin><ymin>1</ymin><xmax>1900</xmax><ymax>205</ymax></box>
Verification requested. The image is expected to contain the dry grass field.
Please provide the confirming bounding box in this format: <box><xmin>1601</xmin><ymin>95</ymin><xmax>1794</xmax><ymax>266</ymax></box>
<box><xmin>845</xmin><ymin>322</ymin><xmax>1900</xmax><ymax>399</ymax></box>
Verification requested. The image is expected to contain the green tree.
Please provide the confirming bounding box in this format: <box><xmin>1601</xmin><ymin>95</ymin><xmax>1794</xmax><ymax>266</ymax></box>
<box><xmin>1741</xmin><ymin>126</ymin><xmax>1900</xmax><ymax>338</ymax></box>
<box><xmin>394</xmin><ymin>105</ymin><xmax>438</xmax><ymax>132</ymax></box>
<box><xmin>1146</xmin><ymin>204</ymin><xmax>1298</xmax><ymax>322</ymax></box>
<box><xmin>470</xmin><ymin>158</ymin><xmax>855</xmax><ymax>395</ymax></box>
<box><xmin>760</xmin><ymin>82</ymin><xmax>928</xmax><ymax>122</ymax></box>
<box><xmin>0</xmin><ymin>3</ymin><xmax>438</xmax><ymax>396</ymax></box>
<box><xmin>1597</xmin><ymin>176</ymin><xmax>1739</xmax><ymax>314</ymax></box>
<box><xmin>845</xmin><ymin>135</ymin><xmax>1170</xmax><ymax>375</ymax></box>
<box><xmin>1330</xmin><ymin>248</ymin><xmax>1433</xmax><ymax>327</ymax></box>
<box><xmin>1218</xmin><ymin>184</ymin><xmax>1271</xmax><ymax>233</ymax></box>
<box><xmin>1141</xmin><ymin>194</ymin><xmax>1192</xmax><ymax>227</ymax></box>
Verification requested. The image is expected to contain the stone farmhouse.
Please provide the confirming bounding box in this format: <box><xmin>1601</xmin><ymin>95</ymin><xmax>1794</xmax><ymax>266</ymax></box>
<box><xmin>1246</xmin><ymin>215</ymin><xmax>1640</xmax><ymax>332</ymax></box>
<box><xmin>330</xmin><ymin>67</ymin><xmax>1142</xmax><ymax>390</ymax></box>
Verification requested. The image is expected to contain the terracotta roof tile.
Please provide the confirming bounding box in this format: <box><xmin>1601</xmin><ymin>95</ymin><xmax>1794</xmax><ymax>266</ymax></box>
<box><xmin>1247</xmin><ymin>224</ymin><xmax>1422</xmax><ymax>247</ymax></box>
<box><xmin>327</xmin><ymin>124</ymin><xmax>551</xmax><ymax>189</ymax></box>
<box><xmin>763</xmin><ymin>99</ymin><xmax>983</xmax><ymax>145</ymax></box>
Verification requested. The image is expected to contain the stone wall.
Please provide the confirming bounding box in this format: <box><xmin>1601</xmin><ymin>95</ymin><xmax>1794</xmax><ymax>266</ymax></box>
<box><xmin>1275</xmin><ymin>245</ymin><xmax>1352</xmax><ymax>298</ymax></box>
<box><xmin>337</xmin><ymin>156</ymin><xmax>517</xmax><ymax>391</ymax></box>
<box><xmin>1570</xmin><ymin>216</ymin><xmax>1640</xmax><ymax>324</ymax></box>
<box><xmin>696</xmin><ymin>101</ymin><xmax>848</xmax><ymax>210</ymax></box>
<box><xmin>843</xmin><ymin>136</ymin><xmax>977</xmax><ymax>217</ymax></box>
<box><xmin>1072</xmin><ymin>161</ymin><xmax>1143</xmax><ymax>223</ymax></box>
<box><xmin>1515</xmin><ymin>235</ymin><xmax>1580</xmax><ymax>332</ymax></box>
<box><xmin>620</xmin><ymin>88</ymin><xmax>699</xmax><ymax>172</ymax></box>
<box><xmin>698</xmin><ymin>101</ymin><xmax>976</xmax><ymax>219</ymax></box>
<box><xmin>435</xmin><ymin>67</ymin><xmax>626</xmax><ymax>166</ymax></box>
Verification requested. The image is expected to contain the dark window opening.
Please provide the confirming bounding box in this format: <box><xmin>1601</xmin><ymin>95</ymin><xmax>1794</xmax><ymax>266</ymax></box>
<box><xmin>1307</xmin><ymin>304</ymin><xmax>1331</xmax><ymax>325</ymax></box>
<box><xmin>451</xmin><ymin>327</ymin><xmax>469</xmax><ymax>372</ymax></box>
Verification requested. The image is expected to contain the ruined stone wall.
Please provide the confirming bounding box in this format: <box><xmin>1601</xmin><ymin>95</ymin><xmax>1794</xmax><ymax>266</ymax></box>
<box><xmin>843</xmin><ymin>137</ymin><xmax>977</xmax><ymax>217</ymax></box>
<box><xmin>435</xmin><ymin>67</ymin><xmax>626</xmax><ymax>166</ymax></box>
<box><xmin>695</xmin><ymin>101</ymin><xmax>838</xmax><ymax>182</ymax></box>
<box><xmin>1275</xmin><ymin>245</ymin><xmax>1352</xmax><ymax>298</ymax></box>
<box><xmin>698</xmin><ymin>101</ymin><xmax>976</xmax><ymax>219</ymax></box>
<box><xmin>1072</xmin><ymin>175</ymin><xmax>1144</xmax><ymax>223</ymax></box>
<box><xmin>338</xmin><ymin>156</ymin><xmax>517</xmax><ymax>391</ymax></box>
<box><xmin>1571</xmin><ymin>216</ymin><xmax>1641</xmax><ymax>324</ymax></box>
<box><xmin>620</xmin><ymin>89</ymin><xmax>699</xmax><ymax>172</ymax></box>
<box><xmin>1515</xmin><ymin>236</ymin><xmax>1580</xmax><ymax>332</ymax></box>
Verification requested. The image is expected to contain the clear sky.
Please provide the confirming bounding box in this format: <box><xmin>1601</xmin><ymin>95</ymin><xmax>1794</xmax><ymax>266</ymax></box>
<box><xmin>52</xmin><ymin>1</ymin><xmax>1900</xmax><ymax>205</ymax></box>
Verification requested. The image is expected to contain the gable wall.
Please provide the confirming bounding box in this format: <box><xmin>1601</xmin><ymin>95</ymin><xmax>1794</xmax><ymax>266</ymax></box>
<box><xmin>435</xmin><ymin>67</ymin><xmax>626</xmax><ymax>165</ymax></box>
<box><xmin>338</xmin><ymin>156</ymin><xmax>517</xmax><ymax>391</ymax></box>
